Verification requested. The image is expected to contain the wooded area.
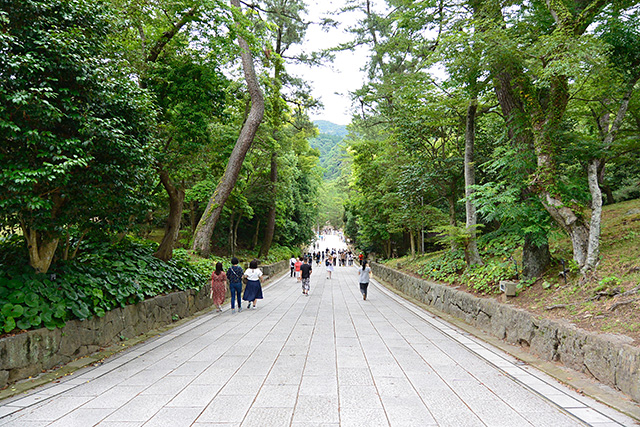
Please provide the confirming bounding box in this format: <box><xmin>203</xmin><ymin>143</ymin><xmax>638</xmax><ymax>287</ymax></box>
<box><xmin>1</xmin><ymin>0</ymin><xmax>639</xmax><ymax>335</ymax></box>
<box><xmin>338</xmin><ymin>0</ymin><xmax>640</xmax><ymax>281</ymax></box>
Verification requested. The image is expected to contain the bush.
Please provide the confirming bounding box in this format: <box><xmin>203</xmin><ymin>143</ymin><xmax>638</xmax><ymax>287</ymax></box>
<box><xmin>417</xmin><ymin>250</ymin><xmax>467</xmax><ymax>284</ymax></box>
<box><xmin>414</xmin><ymin>249</ymin><xmax>517</xmax><ymax>294</ymax></box>
<box><xmin>0</xmin><ymin>237</ymin><xmax>207</xmax><ymax>334</ymax></box>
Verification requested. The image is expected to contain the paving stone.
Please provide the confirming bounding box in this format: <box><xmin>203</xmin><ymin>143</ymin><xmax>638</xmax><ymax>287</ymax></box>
<box><xmin>143</xmin><ymin>407</ymin><xmax>203</xmax><ymax>427</ymax></box>
<box><xmin>47</xmin><ymin>407</ymin><xmax>113</xmax><ymax>427</ymax></box>
<box><xmin>83</xmin><ymin>385</ymin><xmax>146</xmax><ymax>409</ymax></box>
<box><xmin>253</xmin><ymin>384</ymin><xmax>299</xmax><ymax>407</ymax></box>
<box><xmin>101</xmin><ymin>394</ymin><xmax>172</xmax><ymax>422</ymax></box>
<box><xmin>197</xmin><ymin>395</ymin><xmax>253</xmax><ymax>423</ymax></box>
<box><xmin>166</xmin><ymin>384</ymin><xmax>222</xmax><ymax>408</ymax></box>
<box><xmin>242</xmin><ymin>407</ymin><xmax>294</xmax><ymax>426</ymax></box>
<box><xmin>292</xmin><ymin>395</ymin><xmax>339</xmax><ymax>424</ymax></box>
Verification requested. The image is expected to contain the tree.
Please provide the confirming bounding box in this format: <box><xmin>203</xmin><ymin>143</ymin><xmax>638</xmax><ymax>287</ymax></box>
<box><xmin>192</xmin><ymin>0</ymin><xmax>265</xmax><ymax>257</ymax></box>
<box><xmin>0</xmin><ymin>0</ymin><xmax>156</xmax><ymax>273</ymax></box>
<box><xmin>116</xmin><ymin>0</ymin><xmax>236</xmax><ymax>261</ymax></box>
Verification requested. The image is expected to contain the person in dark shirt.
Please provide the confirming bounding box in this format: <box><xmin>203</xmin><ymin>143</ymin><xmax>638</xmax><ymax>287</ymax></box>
<box><xmin>300</xmin><ymin>257</ymin><xmax>312</xmax><ymax>296</ymax></box>
<box><xmin>226</xmin><ymin>257</ymin><xmax>244</xmax><ymax>313</ymax></box>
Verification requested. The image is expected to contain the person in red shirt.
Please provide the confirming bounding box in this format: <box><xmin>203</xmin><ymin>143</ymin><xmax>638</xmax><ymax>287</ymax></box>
<box><xmin>294</xmin><ymin>257</ymin><xmax>303</xmax><ymax>282</ymax></box>
<box><xmin>358</xmin><ymin>253</ymin><xmax>364</xmax><ymax>265</ymax></box>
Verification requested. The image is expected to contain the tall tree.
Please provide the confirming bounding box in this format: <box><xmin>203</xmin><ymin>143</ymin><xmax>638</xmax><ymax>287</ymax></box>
<box><xmin>192</xmin><ymin>0</ymin><xmax>265</xmax><ymax>257</ymax></box>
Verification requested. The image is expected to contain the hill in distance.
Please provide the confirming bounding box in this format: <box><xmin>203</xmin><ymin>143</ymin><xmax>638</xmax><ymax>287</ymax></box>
<box><xmin>310</xmin><ymin>121</ymin><xmax>348</xmax><ymax>181</ymax></box>
<box><xmin>314</xmin><ymin>120</ymin><xmax>348</xmax><ymax>138</ymax></box>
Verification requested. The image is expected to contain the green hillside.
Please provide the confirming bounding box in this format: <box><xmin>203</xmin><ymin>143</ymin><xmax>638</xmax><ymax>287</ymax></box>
<box><xmin>310</xmin><ymin>121</ymin><xmax>347</xmax><ymax>180</ymax></box>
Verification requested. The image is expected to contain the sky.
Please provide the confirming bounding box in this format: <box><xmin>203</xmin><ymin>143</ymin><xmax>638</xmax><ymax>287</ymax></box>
<box><xmin>287</xmin><ymin>1</ymin><xmax>370</xmax><ymax>126</ymax></box>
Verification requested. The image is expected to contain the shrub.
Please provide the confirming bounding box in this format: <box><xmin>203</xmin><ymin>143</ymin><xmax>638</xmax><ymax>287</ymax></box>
<box><xmin>0</xmin><ymin>237</ymin><xmax>207</xmax><ymax>333</ymax></box>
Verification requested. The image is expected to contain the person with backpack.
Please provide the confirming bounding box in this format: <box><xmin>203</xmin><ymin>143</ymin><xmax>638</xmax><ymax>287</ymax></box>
<box><xmin>226</xmin><ymin>257</ymin><xmax>243</xmax><ymax>313</ymax></box>
<box><xmin>289</xmin><ymin>255</ymin><xmax>297</xmax><ymax>277</ymax></box>
<box><xmin>325</xmin><ymin>254</ymin><xmax>334</xmax><ymax>279</ymax></box>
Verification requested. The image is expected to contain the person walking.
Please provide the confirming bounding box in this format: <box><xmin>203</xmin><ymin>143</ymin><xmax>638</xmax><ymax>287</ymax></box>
<box><xmin>300</xmin><ymin>257</ymin><xmax>312</xmax><ymax>296</ymax></box>
<box><xmin>294</xmin><ymin>256</ymin><xmax>303</xmax><ymax>282</ymax></box>
<box><xmin>358</xmin><ymin>260</ymin><xmax>372</xmax><ymax>300</ymax></box>
<box><xmin>325</xmin><ymin>255</ymin><xmax>334</xmax><ymax>279</ymax></box>
<box><xmin>227</xmin><ymin>257</ymin><xmax>243</xmax><ymax>313</ymax></box>
<box><xmin>243</xmin><ymin>259</ymin><xmax>263</xmax><ymax>309</ymax></box>
<box><xmin>210</xmin><ymin>262</ymin><xmax>227</xmax><ymax>312</ymax></box>
<box><xmin>289</xmin><ymin>255</ymin><xmax>297</xmax><ymax>277</ymax></box>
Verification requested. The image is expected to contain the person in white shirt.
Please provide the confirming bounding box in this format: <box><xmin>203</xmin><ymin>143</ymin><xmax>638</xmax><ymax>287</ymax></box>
<box><xmin>358</xmin><ymin>260</ymin><xmax>372</xmax><ymax>300</ymax></box>
<box><xmin>289</xmin><ymin>255</ymin><xmax>297</xmax><ymax>277</ymax></box>
<box><xmin>243</xmin><ymin>259</ymin><xmax>264</xmax><ymax>309</ymax></box>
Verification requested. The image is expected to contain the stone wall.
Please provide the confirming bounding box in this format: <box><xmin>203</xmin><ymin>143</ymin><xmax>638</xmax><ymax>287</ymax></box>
<box><xmin>0</xmin><ymin>260</ymin><xmax>289</xmax><ymax>389</ymax></box>
<box><xmin>260</xmin><ymin>260</ymin><xmax>288</xmax><ymax>279</ymax></box>
<box><xmin>371</xmin><ymin>262</ymin><xmax>640</xmax><ymax>403</ymax></box>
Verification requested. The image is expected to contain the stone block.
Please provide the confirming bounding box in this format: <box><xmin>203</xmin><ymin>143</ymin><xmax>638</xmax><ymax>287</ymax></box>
<box><xmin>0</xmin><ymin>370</ymin><xmax>8</xmax><ymax>388</ymax></box>
<box><xmin>615</xmin><ymin>346</ymin><xmax>640</xmax><ymax>401</ymax></box>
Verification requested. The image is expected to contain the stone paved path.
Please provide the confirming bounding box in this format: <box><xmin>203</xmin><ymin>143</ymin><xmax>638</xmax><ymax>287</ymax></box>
<box><xmin>0</xmin><ymin>261</ymin><xmax>636</xmax><ymax>426</ymax></box>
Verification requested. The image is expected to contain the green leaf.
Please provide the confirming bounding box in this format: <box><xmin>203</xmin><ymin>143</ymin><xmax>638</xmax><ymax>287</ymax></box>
<box><xmin>24</xmin><ymin>292</ymin><xmax>40</xmax><ymax>308</ymax></box>
<box><xmin>2</xmin><ymin>303</ymin><xmax>24</xmax><ymax>318</ymax></box>
<box><xmin>16</xmin><ymin>318</ymin><xmax>31</xmax><ymax>330</ymax></box>
<box><xmin>27</xmin><ymin>315</ymin><xmax>41</xmax><ymax>327</ymax></box>
<box><xmin>3</xmin><ymin>317</ymin><xmax>16</xmax><ymax>333</ymax></box>
<box><xmin>8</xmin><ymin>291</ymin><xmax>25</xmax><ymax>304</ymax></box>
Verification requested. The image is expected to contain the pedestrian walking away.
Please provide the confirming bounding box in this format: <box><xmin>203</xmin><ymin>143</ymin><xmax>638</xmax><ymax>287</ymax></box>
<box><xmin>227</xmin><ymin>257</ymin><xmax>243</xmax><ymax>313</ymax></box>
<box><xmin>300</xmin><ymin>257</ymin><xmax>312</xmax><ymax>295</ymax></box>
<box><xmin>326</xmin><ymin>255</ymin><xmax>334</xmax><ymax>279</ymax></box>
<box><xmin>210</xmin><ymin>261</ymin><xmax>227</xmax><ymax>312</ymax></box>
<box><xmin>294</xmin><ymin>257</ymin><xmax>303</xmax><ymax>282</ymax></box>
<box><xmin>358</xmin><ymin>259</ymin><xmax>372</xmax><ymax>300</ymax></box>
<box><xmin>243</xmin><ymin>259</ymin><xmax>263</xmax><ymax>309</ymax></box>
<box><xmin>289</xmin><ymin>255</ymin><xmax>296</xmax><ymax>277</ymax></box>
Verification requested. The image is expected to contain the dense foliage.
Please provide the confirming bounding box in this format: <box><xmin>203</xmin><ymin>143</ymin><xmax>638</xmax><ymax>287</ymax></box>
<box><xmin>0</xmin><ymin>0</ymin><xmax>156</xmax><ymax>273</ymax></box>
<box><xmin>0</xmin><ymin>236</ymin><xmax>207</xmax><ymax>333</ymax></box>
<box><xmin>339</xmin><ymin>0</ymin><xmax>640</xmax><ymax>287</ymax></box>
<box><xmin>0</xmin><ymin>0</ymin><xmax>325</xmax><ymax>334</ymax></box>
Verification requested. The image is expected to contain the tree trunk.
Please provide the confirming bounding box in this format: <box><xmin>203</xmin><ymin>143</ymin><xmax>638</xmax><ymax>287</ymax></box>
<box><xmin>409</xmin><ymin>230</ymin><xmax>415</xmax><ymax>258</ymax></box>
<box><xmin>522</xmin><ymin>234</ymin><xmax>551</xmax><ymax>279</ymax></box>
<box><xmin>21</xmin><ymin>226</ymin><xmax>59</xmax><ymax>274</ymax></box>
<box><xmin>191</xmin><ymin>0</ymin><xmax>265</xmax><ymax>257</ymax></box>
<box><xmin>154</xmin><ymin>168</ymin><xmax>185</xmax><ymax>261</ymax></box>
<box><xmin>447</xmin><ymin>195</ymin><xmax>457</xmax><ymax>251</ymax></box>
<box><xmin>464</xmin><ymin>98</ymin><xmax>483</xmax><ymax>266</ymax></box>
<box><xmin>189</xmin><ymin>200</ymin><xmax>198</xmax><ymax>236</ymax></box>
<box><xmin>228</xmin><ymin>209</ymin><xmax>235</xmax><ymax>255</ymax></box>
<box><xmin>233</xmin><ymin>213</ymin><xmax>242</xmax><ymax>256</ymax></box>
<box><xmin>597</xmin><ymin>160</ymin><xmax>614</xmax><ymax>205</ymax></box>
<box><xmin>584</xmin><ymin>158</ymin><xmax>603</xmax><ymax>272</ymax></box>
<box><xmin>251</xmin><ymin>218</ymin><xmax>261</xmax><ymax>250</ymax></box>
<box><xmin>259</xmin><ymin>151</ymin><xmax>278</xmax><ymax>258</ymax></box>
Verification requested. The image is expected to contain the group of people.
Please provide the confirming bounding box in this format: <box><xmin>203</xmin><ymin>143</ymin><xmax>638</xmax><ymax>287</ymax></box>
<box><xmin>210</xmin><ymin>250</ymin><xmax>371</xmax><ymax>314</ymax></box>
<box><xmin>209</xmin><ymin>257</ymin><xmax>264</xmax><ymax>313</ymax></box>
<box><xmin>288</xmin><ymin>251</ymin><xmax>371</xmax><ymax>299</ymax></box>
<box><xmin>289</xmin><ymin>255</ymin><xmax>313</xmax><ymax>295</ymax></box>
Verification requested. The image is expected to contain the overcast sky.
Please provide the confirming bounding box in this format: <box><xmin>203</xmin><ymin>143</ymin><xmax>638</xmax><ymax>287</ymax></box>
<box><xmin>287</xmin><ymin>1</ymin><xmax>370</xmax><ymax>126</ymax></box>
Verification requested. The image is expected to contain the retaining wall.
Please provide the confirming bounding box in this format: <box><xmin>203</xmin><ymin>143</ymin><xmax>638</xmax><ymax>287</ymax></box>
<box><xmin>0</xmin><ymin>260</ymin><xmax>289</xmax><ymax>389</ymax></box>
<box><xmin>371</xmin><ymin>262</ymin><xmax>640</xmax><ymax>403</ymax></box>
